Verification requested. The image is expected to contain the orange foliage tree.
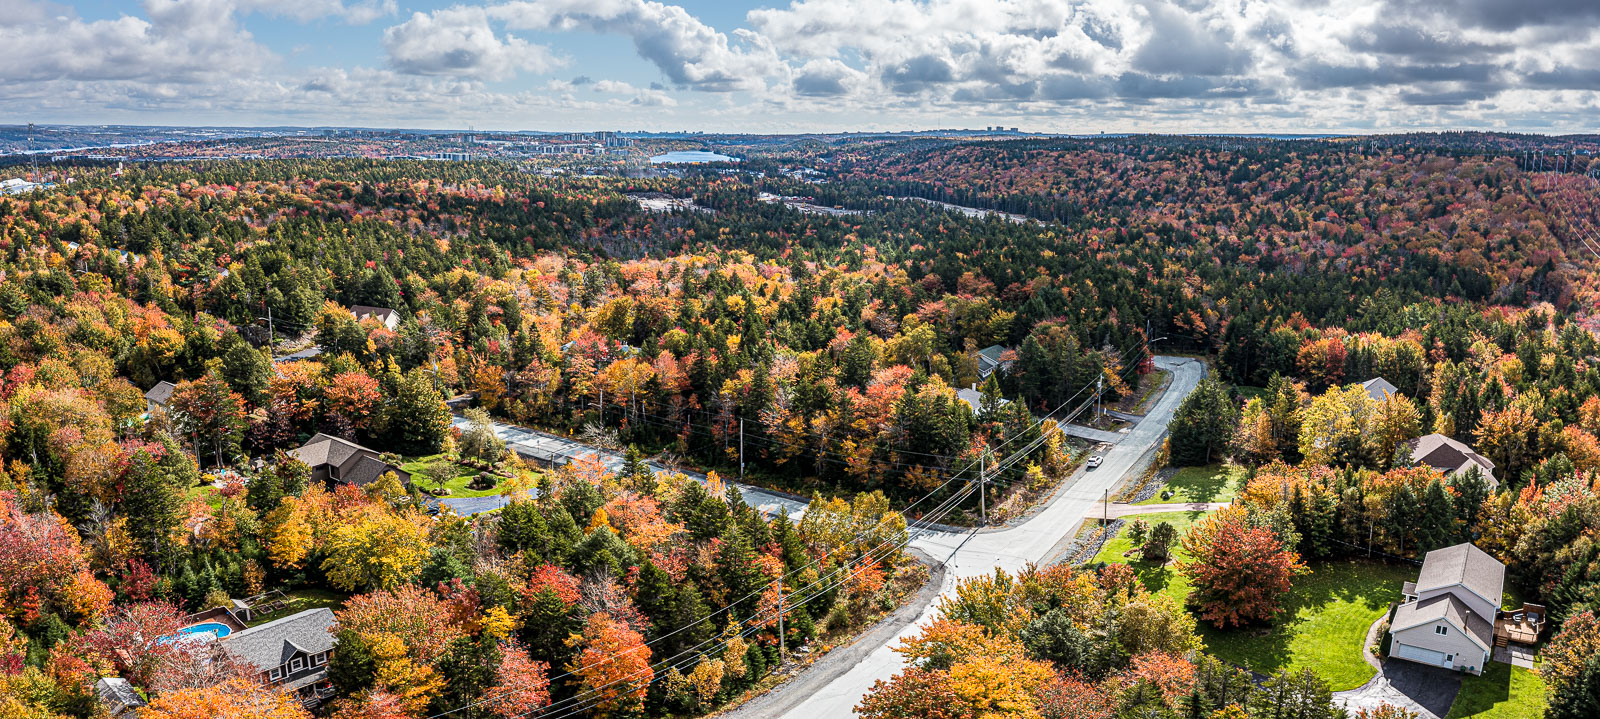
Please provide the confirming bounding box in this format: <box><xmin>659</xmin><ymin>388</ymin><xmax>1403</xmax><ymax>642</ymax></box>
<box><xmin>1179</xmin><ymin>507</ymin><xmax>1305</xmax><ymax>627</ymax></box>
<box><xmin>138</xmin><ymin>677</ymin><xmax>311</xmax><ymax>719</ymax></box>
<box><xmin>569</xmin><ymin>612</ymin><xmax>652</xmax><ymax>717</ymax></box>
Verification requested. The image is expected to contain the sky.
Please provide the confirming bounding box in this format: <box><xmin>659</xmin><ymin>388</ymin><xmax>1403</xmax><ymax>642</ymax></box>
<box><xmin>2</xmin><ymin>0</ymin><xmax>1599</xmax><ymax>134</ymax></box>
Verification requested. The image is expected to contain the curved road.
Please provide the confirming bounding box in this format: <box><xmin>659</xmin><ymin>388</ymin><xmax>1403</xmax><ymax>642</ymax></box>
<box><xmin>746</xmin><ymin>356</ymin><xmax>1206</xmax><ymax>718</ymax></box>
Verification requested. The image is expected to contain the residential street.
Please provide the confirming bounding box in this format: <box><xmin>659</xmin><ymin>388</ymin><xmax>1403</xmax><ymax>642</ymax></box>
<box><xmin>733</xmin><ymin>356</ymin><xmax>1206</xmax><ymax>718</ymax></box>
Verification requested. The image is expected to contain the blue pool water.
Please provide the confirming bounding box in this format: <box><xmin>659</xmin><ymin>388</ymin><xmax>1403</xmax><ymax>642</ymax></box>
<box><xmin>165</xmin><ymin>622</ymin><xmax>233</xmax><ymax>642</ymax></box>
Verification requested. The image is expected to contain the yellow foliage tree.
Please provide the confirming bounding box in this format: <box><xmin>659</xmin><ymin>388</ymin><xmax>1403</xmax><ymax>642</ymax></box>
<box><xmin>321</xmin><ymin>512</ymin><xmax>431</xmax><ymax>591</ymax></box>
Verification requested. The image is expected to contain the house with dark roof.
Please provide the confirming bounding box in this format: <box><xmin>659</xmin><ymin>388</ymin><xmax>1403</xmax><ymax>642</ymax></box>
<box><xmin>220</xmin><ymin>608</ymin><xmax>337</xmax><ymax>707</ymax></box>
<box><xmin>94</xmin><ymin>677</ymin><xmax>146</xmax><ymax>717</ymax></box>
<box><xmin>1361</xmin><ymin>377</ymin><xmax>1399</xmax><ymax>403</ymax></box>
<box><xmin>287</xmin><ymin>433</ymin><xmax>411</xmax><ymax>489</ymax></box>
<box><xmin>1388</xmin><ymin>543</ymin><xmax>1503</xmax><ymax>674</ymax></box>
<box><xmin>350</xmin><ymin>305</ymin><xmax>402</xmax><ymax>331</ymax></box>
<box><xmin>976</xmin><ymin>345</ymin><xmax>1014</xmax><ymax>379</ymax></box>
<box><xmin>144</xmin><ymin>380</ymin><xmax>177</xmax><ymax>415</ymax></box>
<box><xmin>1407</xmin><ymin>433</ymin><xmax>1498</xmax><ymax>491</ymax></box>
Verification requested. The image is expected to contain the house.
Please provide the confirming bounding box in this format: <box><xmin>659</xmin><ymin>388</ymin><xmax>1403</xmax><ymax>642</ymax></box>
<box><xmin>144</xmin><ymin>380</ymin><xmax>177</xmax><ymax>415</ymax></box>
<box><xmin>94</xmin><ymin>677</ymin><xmax>146</xmax><ymax>717</ymax></box>
<box><xmin>976</xmin><ymin>345</ymin><xmax>1014</xmax><ymax>379</ymax></box>
<box><xmin>1388</xmin><ymin>543</ymin><xmax>1502</xmax><ymax>674</ymax></box>
<box><xmin>957</xmin><ymin>383</ymin><xmax>1011</xmax><ymax>414</ymax></box>
<box><xmin>350</xmin><ymin>305</ymin><xmax>401</xmax><ymax>331</ymax></box>
<box><xmin>1407</xmin><ymin>434</ymin><xmax>1498</xmax><ymax>491</ymax></box>
<box><xmin>287</xmin><ymin>433</ymin><xmax>411</xmax><ymax>489</ymax></box>
<box><xmin>1361</xmin><ymin>377</ymin><xmax>1400</xmax><ymax>402</ymax></box>
<box><xmin>220</xmin><ymin>608</ymin><xmax>336</xmax><ymax>707</ymax></box>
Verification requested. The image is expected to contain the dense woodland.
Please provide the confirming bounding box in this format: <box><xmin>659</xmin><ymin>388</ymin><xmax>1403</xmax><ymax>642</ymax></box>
<box><xmin>3</xmin><ymin>134</ymin><xmax>1600</xmax><ymax>717</ymax></box>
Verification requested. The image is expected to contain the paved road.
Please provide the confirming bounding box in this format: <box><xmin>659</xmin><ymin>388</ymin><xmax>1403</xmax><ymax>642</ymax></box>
<box><xmin>758</xmin><ymin>356</ymin><xmax>1206</xmax><ymax>718</ymax></box>
<box><xmin>443</xmin><ymin>416</ymin><xmax>812</xmax><ymax>519</ymax></box>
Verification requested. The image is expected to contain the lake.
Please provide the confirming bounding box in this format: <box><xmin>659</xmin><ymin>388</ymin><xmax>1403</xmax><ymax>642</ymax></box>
<box><xmin>649</xmin><ymin>150</ymin><xmax>738</xmax><ymax>164</ymax></box>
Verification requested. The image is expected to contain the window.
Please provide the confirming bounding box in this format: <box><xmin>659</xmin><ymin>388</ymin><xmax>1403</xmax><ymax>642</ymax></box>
<box><xmin>269</xmin><ymin>668</ymin><xmax>282</xmax><ymax>681</ymax></box>
<box><xmin>291</xmin><ymin>657</ymin><xmax>304</xmax><ymax>672</ymax></box>
<box><xmin>1435</xmin><ymin>625</ymin><xmax>1448</xmax><ymax>636</ymax></box>
<box><xmin>314</xmin><ymin>652</ymin><xmax>327</xmax><ymax>666</ymax></box>
<box><xmin>1445</xmin><ymin>654</ymin><xmax>1454</xmax><ymax>665</ymax></box>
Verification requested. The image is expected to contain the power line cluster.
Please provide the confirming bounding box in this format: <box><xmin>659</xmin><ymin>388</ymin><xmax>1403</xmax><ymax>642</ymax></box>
<box><xmin>422</xmin><ymin>342</ymin><xmax>1158</xmax><ymax>719</ymax></box>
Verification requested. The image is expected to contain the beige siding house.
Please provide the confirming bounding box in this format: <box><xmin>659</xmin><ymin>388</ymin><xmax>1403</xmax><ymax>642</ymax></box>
<box><xmin>1388</xmin><ymin>543</ymin><xmax>1503</xmax><ymax>674</ymax></box>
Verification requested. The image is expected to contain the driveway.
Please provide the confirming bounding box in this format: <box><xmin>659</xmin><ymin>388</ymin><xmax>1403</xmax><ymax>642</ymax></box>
<box><xmin>1335</xmin><ymin>659</ymin><xmax>1462</xmax><ymax>719</ymax></box>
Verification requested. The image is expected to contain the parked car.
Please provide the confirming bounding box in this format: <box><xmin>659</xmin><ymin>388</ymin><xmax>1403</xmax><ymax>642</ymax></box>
<box><xmin>1087</xmin><ymin>455</ymin><xmax>1103</xmax><ymax>469</ymax></box>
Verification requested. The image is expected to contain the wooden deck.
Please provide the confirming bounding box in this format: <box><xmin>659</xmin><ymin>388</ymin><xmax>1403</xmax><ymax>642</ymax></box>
<box><xmin>1494</xmin><ymin>617</ymin><xmax>1539</xmax><ymax>645</ymax></box>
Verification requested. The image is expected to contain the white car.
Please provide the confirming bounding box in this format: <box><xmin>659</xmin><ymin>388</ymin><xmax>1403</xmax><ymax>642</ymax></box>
<box><xmin>1086</xmin><ymin>455</ymin><xmax>1103</xmax><ymax>469</ymax></box>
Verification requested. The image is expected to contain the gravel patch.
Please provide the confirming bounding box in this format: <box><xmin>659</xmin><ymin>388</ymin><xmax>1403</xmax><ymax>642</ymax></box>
<box><xmin>1123</xmin><ymin>467</ymin><xmax>1177</xmax><ymax>503</ymax></box>
<box><xmin>1051</xmin><ymin>519</ymin><xmax>1127</xmax><ymax>566</ymax></box>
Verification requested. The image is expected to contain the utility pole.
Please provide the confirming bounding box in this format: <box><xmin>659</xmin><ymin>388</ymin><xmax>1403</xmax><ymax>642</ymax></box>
<box><xmin>739</xmin><ymin>418</ymin><xmax>745</xmax><ymax>481</ymax></box>
<box><xmin>1095</xmin><ymin>374</ymin><xmax>1104</xmax><ymax>421</ymax></box>
<box><xmin>979</xmin><ymin>452</ymin><xmax>987</xmax><ymax>527</ymax></box>
<box><xmin>777</xmin><ymin>575</ymin><xmax>787</xmax><ymax>666</ymax></box>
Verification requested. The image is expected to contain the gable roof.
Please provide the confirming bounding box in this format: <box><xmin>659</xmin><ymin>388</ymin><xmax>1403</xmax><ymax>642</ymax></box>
<box><xmin>1393</xmin><ymin>593</ymin><xmax>1493</xmax><ymax>652</ymax></box>
<box><xmin>94</xmin><ymin>677</ymin><xmax>146</xmax><ymax>715</ymax></box>
<box><xmin>341</xmin><ymin>454</ymin><xmax>409</xmax><ymax>487</ymax></box>
<box><xmin>288</xmin><ymin>433</ymin><xmax>373</xmax><ymax>469</ymax></box>
<box><xmin>1361</xmin><ymin>377</ymin><xmax>1399</xmax><ymax>402</ymax></box>
<box><xmin>350</xmin><ymin>305</ymin><xmax>400</xmax><ymax>325</ymax></box>
<box><xmin>220</xmin><ymin>608</ymin><xmax>336</xmax><ymax>673</ymax></box>
<box><xmin>1416</xmin><ymin>542</ymin><xmax>1505</xmax><ymax>608</ymax></box>
<box><xmin>144</xmin><ymin>380</ymin><xmax>177</xmax><ymax>405</ymax></box>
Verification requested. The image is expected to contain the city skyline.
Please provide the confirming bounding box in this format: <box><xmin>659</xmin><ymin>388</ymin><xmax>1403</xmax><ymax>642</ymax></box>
<box><xmin>2</xmin><ymin>0</ymin><xmax>1598</xmax><ymax>134</ymax></box>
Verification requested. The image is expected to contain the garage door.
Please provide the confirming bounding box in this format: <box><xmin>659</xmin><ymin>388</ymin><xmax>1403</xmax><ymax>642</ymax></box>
<box><xmin>1393</xmin><ymin>642</ymin><xmax>1448</xmax><ymax>667</ymax></box>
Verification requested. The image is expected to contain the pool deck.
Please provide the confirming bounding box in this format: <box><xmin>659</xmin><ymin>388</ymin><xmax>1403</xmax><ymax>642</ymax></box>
<box><xmin>178</xmin><ymin>606</ymin><xmax>248</xmax><ymax>634</ymax></box>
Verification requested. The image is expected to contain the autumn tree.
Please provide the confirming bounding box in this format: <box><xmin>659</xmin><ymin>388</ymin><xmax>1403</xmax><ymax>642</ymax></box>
<box><xmin>1180</xmin><ymin>507</ymin><xmax>1304</xmax><ymax>627</ymax></box>
<box><xmin>169</xmin><ymin>372</ymin><xmax>249</xmax><ymax>467</ymax></box>
<box><xmin>570</xmin><ymin>612</ymin><xmax>652</xmax><ymax>717</ymax></box>
<box><xmin>322</xmin><ymin>511</ymin><xmax>434</xmax><ymax>591</ymax></box>
<box><xmin>139</xmin><ymin>677</ymin><xmax>312</xmax><ymax>719</ymax></box>
<box><xmin>381</xmin><ymin>368</ymin><xmax>450</xmax><ymax>455</ymax></box>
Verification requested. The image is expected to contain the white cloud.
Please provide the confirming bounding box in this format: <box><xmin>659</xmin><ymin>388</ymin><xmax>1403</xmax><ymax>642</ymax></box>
<box><xmin>383</xmin><ymin>6</ymin><xmax>563</xmax><ymax>80</ymax></box>
<box><xmin>490</xmin><ymin>0</ymin><xmax>785</xmax><ymax>91</ymax></box>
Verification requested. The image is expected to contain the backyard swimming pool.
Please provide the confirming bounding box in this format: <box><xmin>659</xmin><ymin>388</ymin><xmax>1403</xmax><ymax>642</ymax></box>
<box><xmin>166</xmin><ymin>622</ymin><xmax>233</xmax><ymax>641</ymax></box>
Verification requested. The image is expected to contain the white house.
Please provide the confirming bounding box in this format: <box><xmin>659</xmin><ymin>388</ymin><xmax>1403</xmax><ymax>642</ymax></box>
<box><xmin>350</xmin><ymin>305</ymin><xmax>402</xmax><ymax>331</ymax></box>
<box><xmin>1388</xmin><ymin>543</ymin><xmax>1503</xmax><ymax>674</ymax></box>
<box><xmin>144</xmin><ymin>380</ymin><xmax>177</xmax><ymax>415</ymax></box>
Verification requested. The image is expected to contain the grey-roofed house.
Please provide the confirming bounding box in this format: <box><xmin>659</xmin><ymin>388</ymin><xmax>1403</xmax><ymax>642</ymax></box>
<box><xmin>94</xmin><ymin>677</ymin><xmax>146</xmax><ymax>717</ymax></box>
<box><xmin>220</xmin><ymin>608</ymin><xmax>337</xmax><ymax>707</ymax></box>
<box><xmin>144</xmin><ymin>381</ymin><xmax>177</xmax><ymax>415</ymax></box>
<box><xmin>1361</xmin><ymin>377</ymin><xmax>1399</xmax><ymax>402</ymax></box>
<box><xmin>957</xmin><ymin>383</ymin><xmax>1011</xmax><ymax>414</ymax></box>
<box><xmin>976</xmin><ymin>345</ymin><xmax>1014</xmax><ymax>379</ymax></box>
<box><xmin>350</xmin><ymin>305</ymin><xmax>402</xmax><ymax>331</ymax></box>
<box><xmin>1388</xmin><ymin>543</ymin><xmax>1504</xmax><ymax>674</ymax></box>
<box><xmin>1407</xmin><ymin>433</ymin><xmax>1498</xmax><ymax>491</ymax></box>
<box><xmin>287</xmin><ymin>433</ymin><xmax>411</xmax><ymax>489</ymax></box>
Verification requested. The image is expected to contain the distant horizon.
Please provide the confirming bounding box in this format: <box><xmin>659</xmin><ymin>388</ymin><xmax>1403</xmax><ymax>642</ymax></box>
<box><xmin>7</xmin><ymin>122</ymin><xmax>1600</xmax><ymax>140</ymax></box>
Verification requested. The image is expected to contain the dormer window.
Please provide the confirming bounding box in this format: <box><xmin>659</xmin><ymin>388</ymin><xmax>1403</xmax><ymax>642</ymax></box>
<box><xmin>291</xmin><ymin>657</ymin><xmax>305</xmax><ymax>672</ymax></box>
<box><xmin>1435</xmin><ymin>625</ymin><xmax>1448</xmax><ymax>636</ymax></box>
<box><xmin>270</xmin><ymin>668</ymin><xmax>282</xmax><ymax>681</ymax></box>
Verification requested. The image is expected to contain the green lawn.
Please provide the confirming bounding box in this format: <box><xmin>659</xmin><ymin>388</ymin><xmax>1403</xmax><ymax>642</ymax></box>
<box><xmin>401</xmin><ymin>454</ymin><xmax>516</xmax><ymax>498</ymax></box>
<box><xmin>1446</xmin><ymin>662</ymin><xmax>1547</xmax><ymax>719</ymax></box>
<box><xmin>246</xmin><ymin>588</ymin><xmax>347</xmax><ymax>627</ymax></box>
<box><xmin>1092</xmin><ymin>510</ymin><xmax>1411</xmax><ymax>691</ymax></box>
<box><xmin>1203</xmin><ymin>560</ymin><xmax>1413</xmax><ymax>690</ymax></box>
<box><xmin>1091</xmin><ymin>510</ymin><xmax>1210</xmax><ymax>603</ymax></box>
<box><xmin>1135</xmin><ymin>465</ymin><xmax>1248</xmax><ymax>505</ymax></box>
<box><xmin>188</xmin><ymin>484</ymin><xmax>224</xmax><ymax>512</ymax></box>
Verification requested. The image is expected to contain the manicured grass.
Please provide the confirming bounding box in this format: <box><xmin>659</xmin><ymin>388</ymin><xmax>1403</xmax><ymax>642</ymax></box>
<box><xmin>1446</xmin><ymin>662</ymin><xmax>1547</xmax><ymax>719</ymax></box>
<box><xmin>401</xmin><ymin>454</ymin><xmax>515</xmax><ymax>498</ymax></box>
<box><xmin>1135</xmin><ymin>464</ymin><xmax>1248</xmax><ymax>505</ymax></box>
<box><xmin>188</xmin><ymin>484</ymin><xmax>224</xmax><ymax>512</ymax></box>
<box><xmin>245</xmin><ymin>588</ymin><xmax>347</xmax><ymax>627</ymax></box>
<box><xmin>1092</xmin><ymin>510</ymin><xmax>1411</xmax><ymax>691</ymax></box>
<box><xmin>1202</xmin><ymin>560</ymin><xmax>1413</xmax><ymax>691</ymax></box>
<box><xmin>1090</xmin><ymin>510</ymin><xmax>1210</xmax><ymax>603</ymax></box>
